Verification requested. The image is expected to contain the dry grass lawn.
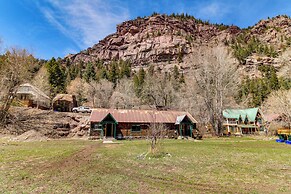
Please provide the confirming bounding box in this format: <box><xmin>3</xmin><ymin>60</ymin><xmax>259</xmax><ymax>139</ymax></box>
<box><xmin>0</xmin><ymin>137</ymin><xmax>290</xmax><ymax>193</ymax></box>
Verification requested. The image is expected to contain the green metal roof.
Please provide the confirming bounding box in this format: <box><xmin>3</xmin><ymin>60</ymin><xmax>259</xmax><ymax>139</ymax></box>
<box><xmin>101</xmin><ymin>113</ymin><xmax>118</xmax><ymax>124</ymax></box>
<box><xmin>175</xmin><ymin>115</ymin><xmax>194</xmax><ymax>125</ymax></box>
<box><xmin>223</xmin><ymin>108</ymin><xmax>259</xmax><ymax>122</ymax></box>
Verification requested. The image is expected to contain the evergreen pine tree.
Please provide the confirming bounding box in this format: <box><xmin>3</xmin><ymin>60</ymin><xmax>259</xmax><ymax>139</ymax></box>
<box><xmin>83</xmin><ymin>62</ymin><xmax>96</xmax><ymax>83</ymax></box>
<box><xmin>119</xmin><ymin>60</ymin><xmax>131</xmax><ymax>78</ymax></box>
<box><xmin>269</xmin><ymin>68</ymin><xmax>279</xmax><ymax>90</ymax></box>
<box><xmin>46</xmin><ymin>57</ymin><xmax>67</xmax><ymax>95</ymax></box>
<box><xmin>68</xmin><ymin>66</ymin><xmax>79</xmax><ymax>81</ymax></box>
<box><xmin>99</xmin><ymin>67</ymin><xmax>108</xmax><ymax>80</ymax></box>
<box><xmin>133</xmin><ymin>68</ymin><xmax>146</xmax><ymax>96</ymax></box>
<box><xmin>179</xmin><ymin>73</ymin><xmax>185</xmax><ymax>84</ymax></box>
<box><xmin>108</xmin><ymin>61</ymin><xmax>119</xmax><ymax>86</ymax></box>
<box><xmin>173</xmin><ymin>65</ymin><xmax>180</xmax><ymax>80</ymax></box>
<box><xmin>148</xmin><ymin>64</ymin><xmax>155</xmax><ymax>76</ymax></box>
<box><xmin>138</xmin><ymin>68</ymin><xmax>146</xmax><ymax>85</ymax></box>
<box><xmin>133</xmin><ymin>74</ymin><xmax>141</xmax><ymax>96</ymax></box>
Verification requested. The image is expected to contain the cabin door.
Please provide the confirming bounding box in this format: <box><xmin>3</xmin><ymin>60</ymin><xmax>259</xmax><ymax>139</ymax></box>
<box><xmin>184</xmin><ymin>125</ymin><xmax>191</xmax><ymax>137</ymax></box>
<box><xmin>105</xmin><ymin>123</ymin><xmax>113</xmax><ymax>137</ymax></box>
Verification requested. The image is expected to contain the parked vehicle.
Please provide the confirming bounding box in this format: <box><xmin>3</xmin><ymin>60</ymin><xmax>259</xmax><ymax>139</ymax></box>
<box><xmin>72</xmin><ymin>106</ymin><xmax>92</xmax><ymax>113</ymax></box>
<box><xmin>277</xmin><ymin>128</ymin><xmax>291</xmax><ymax>144</ymax></box>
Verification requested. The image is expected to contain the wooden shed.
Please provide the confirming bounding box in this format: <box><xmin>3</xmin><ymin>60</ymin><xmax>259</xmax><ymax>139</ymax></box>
<box><xmin>16</xmin><ymin>83</ymin><xmax>50</xmax><ymax>109</ymax></box>
<box><xmin>89</xmin><ymin>108</ymin><xmax>197</xmax><ymax>139</ymax></box>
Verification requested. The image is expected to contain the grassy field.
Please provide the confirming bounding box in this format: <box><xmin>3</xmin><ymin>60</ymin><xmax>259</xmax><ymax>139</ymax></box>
<box><xmin>0</xmin><ymin>137</ymin><xmax>290</xmax><ymax>193</ymax></box>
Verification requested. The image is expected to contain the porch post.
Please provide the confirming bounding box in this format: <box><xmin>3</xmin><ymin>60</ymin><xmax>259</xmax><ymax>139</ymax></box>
<box><xmin>190</xmin><ymin>124</ymin><xmax>193</xmax><ymax>138</ymax></box>
<box><xmin>101</xmin><ymin>123</ymin><xmax>104</xmax><ymax>139</ymax></box>
<box><xmin>179</xmin><ymin>124</ymin><xmax>182</xmax><ymax>137</ymax></box>
<box><xmin>113</xmin><ymin>123</ymin><xmax>116</xmax><ymax>139</ymax></box>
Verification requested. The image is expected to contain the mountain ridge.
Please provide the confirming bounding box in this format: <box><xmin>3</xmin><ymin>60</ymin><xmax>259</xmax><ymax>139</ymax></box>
<box><xmin>64</xmin><ymin>14</ymin><xmax>291</xmax><ymax>77</ymax></box>
<box><xmin>65</xmin><ymin>14</ymin><xmax>239</xmax><ymax>64</ymax></box>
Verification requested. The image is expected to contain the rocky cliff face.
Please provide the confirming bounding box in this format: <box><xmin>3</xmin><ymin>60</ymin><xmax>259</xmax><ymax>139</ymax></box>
<box><xmin>250</xmin><ymin>15</ymin><xmax>291</xmax><ymax>47</ymax></box>
<box><xmin>241</xmin><ymin>15</ymin><xmax>291</xmax><ymax>77</ymax></box>
<box><xmin>65</xmin><ymin>14</ymin><xmax>239</xmax><ymax>65</ymax></box>
<box><xmin>64</xmin><ymin>14</ymin><xmax>291</xmax><ymax>77</ymax></box>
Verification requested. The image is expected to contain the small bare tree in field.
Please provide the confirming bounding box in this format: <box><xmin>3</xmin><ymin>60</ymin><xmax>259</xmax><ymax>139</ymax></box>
<box><xmin>194</xmin><ymin>46</ymin><xmax>239</xmax><ymax>135</ymax></box>
<box><xmin>0</xmin><ymin>48</ymin><xmax>34</xmax><ymax>124</ymax></box>
<box><xmin>148</xmin><ymin>123</ymin><xmax>167</xmax><ymax>155</ymax></box>
<box><xmin>137</xmin><ymin>121</ymin><xmax>168</xmax><ymax>160</ymax></box>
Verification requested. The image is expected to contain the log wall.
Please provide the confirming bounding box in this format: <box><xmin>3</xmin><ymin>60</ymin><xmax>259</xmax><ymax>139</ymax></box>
<box><xmin>90</xmin><ymin>122</ymin><xmax>179</xmax><ymax>139</ymax></box>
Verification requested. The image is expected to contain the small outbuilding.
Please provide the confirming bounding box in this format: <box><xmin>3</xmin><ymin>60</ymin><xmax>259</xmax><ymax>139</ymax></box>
<box><xmin>16</xmin><ymin>83</ymin><xmax>50</xmax><ymax>109</ymax></box>
<box><xmin>52</xmin><ymin>94</ymin><xmax>77</xmax><ymax>112</ymax></box>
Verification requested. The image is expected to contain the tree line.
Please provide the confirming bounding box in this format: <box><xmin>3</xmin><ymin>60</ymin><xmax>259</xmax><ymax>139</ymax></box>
<box><xmin>236</xmin><ymin>65</ymin><xmax>291</xmax><ymax>107</ymax></box>
<box><xmin>47</xmin><ymin>58</ymin><xmax>187</xmax><ymax>109</ymax></box>
<box><xmin>1</xmin><ymin>46</ymin><xmax>290</xmax><ymax>135</ymax></box>
<box><xmin>231</xmin><ymin>34</ymin><xmax>278</xmax><ymax>64</ymax></box>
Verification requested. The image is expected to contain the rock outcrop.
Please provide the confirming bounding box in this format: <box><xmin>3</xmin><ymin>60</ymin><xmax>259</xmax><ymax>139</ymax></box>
<box><xmin>64</xmin><ymin>14</ymin><xmax>291</xmax><ymax>77</ymax></box>
<box><xmin>65</xmin><ymin>14</ymin><xmax>240</xmax><ymax>67</ymax></box>
<box><xmin>250</xmin><ymin>15</ymin><xmax>291</xmax><ymax>47</ymax></box>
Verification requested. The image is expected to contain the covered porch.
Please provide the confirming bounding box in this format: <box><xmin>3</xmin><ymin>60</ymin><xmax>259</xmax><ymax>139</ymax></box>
<box><xmin>175</xmin><ymin>115</ymin><xmax>196</xmax><ymax>138</ymax></box>
<box><xmin>90</xmin><ymin>113</ymin><xmax>118</xmax><ymax>139</ymax></box>
<box><xmin>238</xmin><ymin>125</ymin><xmax>259</xmax><ymax>134</ymax></box>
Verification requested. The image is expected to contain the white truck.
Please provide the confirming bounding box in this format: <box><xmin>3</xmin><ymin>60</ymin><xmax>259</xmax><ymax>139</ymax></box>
<box><xmin>72</xmin><ymin>106</ymin><xmax>92</xmax><ymax>113</ymax></box>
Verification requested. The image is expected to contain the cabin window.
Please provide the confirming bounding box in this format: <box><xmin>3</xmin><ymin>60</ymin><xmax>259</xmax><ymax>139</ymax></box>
<box><xmin>257</xmin><ymin>118</ymin><xmax>262</xmax><ymax>124</ymax></box>
<box><xmin>94</xmin><ymin>124</ymin><xmax>103</xmax><ymax>130</ymax></box>
<box><xmin>131</xmin><ymin>125</ymin><xmax>141</xmax><ymax>132</ymax></box>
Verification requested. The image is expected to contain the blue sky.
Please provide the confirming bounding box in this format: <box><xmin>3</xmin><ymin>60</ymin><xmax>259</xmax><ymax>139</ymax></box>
<box><xmin>0</xmin><ymin>0</ymin><xmax>290</xmax><ymax>59</ymax></box>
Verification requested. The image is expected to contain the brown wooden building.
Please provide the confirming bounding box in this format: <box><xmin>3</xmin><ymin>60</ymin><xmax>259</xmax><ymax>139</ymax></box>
<box><xmin>16</xmin><ymin>83</ymin><xmax>50</xmax><ymax>109</ymax></box>
<box><xmin>223</xmin><ymin>108</ymin><xmax>265</xmax><ymax>135</ymax></box>
<box><xmin>90</xmin><ymin>108</ymin><xmax>197</xmax><ymax>139</ymax></box>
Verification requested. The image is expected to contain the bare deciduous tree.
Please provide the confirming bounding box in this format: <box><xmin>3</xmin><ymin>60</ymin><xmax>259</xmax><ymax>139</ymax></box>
<box><xmin>148</xmin><ymin>123</ymin><xmax>167</xmax><ymax>155</ymax></box>
<box><xmin>132</xmin><ymin>73</ymin><xmax>176</xmax><ymax>157</ymax></box>
<box><xmin>0</xmin><ymin>48</ymin><xmax>34</xmax><ymax>124</ymax></box>
<box><xmin>67</xmin><ymin>77</ymin><xmax>89</xmax><ymax>106</ymax></box>
<box><xmin>278</xmin><ymin>48</ymin><xmax>291</xmax><ymax>76</ymax></box>
<box><xmin>264</xmin><ymin>90</ymin><xmax>291</xmax><ymax>129</ymax></box>
<box><xmin>110</xmin><ymin>78</ymin><xmax>140</xmax><ymax>109</ymax></box>
<box><xmin>194</xmin><ymin>46</ymin><xmax>239</xmax><ymax>135</ymax></box>
<box><xmin>141</xmin><ymin>75</ymin><xmax>175</xmax><ymax>108</ymax></box>
<box><xmin>31</xmin><ymin>66</ymin><xmax>51</xmax><ymax>97</ymax></box>
<box><xmin>85</xmin><ymin>79</ymin><xmax>114</xmax><ymax>108</ymax></box>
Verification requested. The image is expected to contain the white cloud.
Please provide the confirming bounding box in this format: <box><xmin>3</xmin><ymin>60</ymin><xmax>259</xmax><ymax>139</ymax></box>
<box><xmin>37</xmin><ymin>0</ymin><xmax>130</xmax><ymax>49</ymax></box>
<box><xmin>197</xmin><ymin>2</ymin><xmax>229</xmax><ymax>19</ymax></box>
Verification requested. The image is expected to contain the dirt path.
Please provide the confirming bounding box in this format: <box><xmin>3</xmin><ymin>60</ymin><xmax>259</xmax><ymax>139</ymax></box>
<box><xmin>42</xmin><ymin>143</ymin><xmax>101</xmax><ymax>172</ymax></box>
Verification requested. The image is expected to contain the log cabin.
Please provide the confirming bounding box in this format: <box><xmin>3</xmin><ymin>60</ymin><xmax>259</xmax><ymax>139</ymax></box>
<box><xmin>89</xmin><ymin>108</ymin><xmax>198</xmax><ymax>139</ymax></box>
